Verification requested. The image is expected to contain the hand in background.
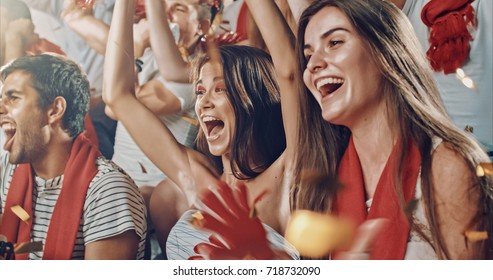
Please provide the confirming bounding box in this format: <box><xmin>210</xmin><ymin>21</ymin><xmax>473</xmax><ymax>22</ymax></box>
<box><xmin>62</xmin><ymin>0</ymin><xmax>94</xmax><ymax>24</ymax></box>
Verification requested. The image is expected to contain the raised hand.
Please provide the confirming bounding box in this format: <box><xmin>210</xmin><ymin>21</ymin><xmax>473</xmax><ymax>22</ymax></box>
<box><xmin>191</xmin><ymin>181</ymin><xmax>274</xmax><ymax>260</ymax></box>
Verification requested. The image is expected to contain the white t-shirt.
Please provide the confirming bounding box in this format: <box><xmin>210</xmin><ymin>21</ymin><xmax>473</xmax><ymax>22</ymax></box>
<box><xmin>403</xmin><ymin>0</ymin><xmax>493</xmax><ymax>152</ymax></box>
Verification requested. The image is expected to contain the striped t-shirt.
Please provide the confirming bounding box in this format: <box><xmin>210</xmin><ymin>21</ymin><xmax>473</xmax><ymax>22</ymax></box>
<box><xmin>0</xmin><ymin>154</ymin><xmax>147</xmax><ymax>260</ymax></box>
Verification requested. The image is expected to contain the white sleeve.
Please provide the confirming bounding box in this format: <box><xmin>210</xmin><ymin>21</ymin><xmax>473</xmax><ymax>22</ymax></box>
<box><xmin>155</xmin><ymin>75</ymin><xmax>196</xmax><ymax>111</ymax></box>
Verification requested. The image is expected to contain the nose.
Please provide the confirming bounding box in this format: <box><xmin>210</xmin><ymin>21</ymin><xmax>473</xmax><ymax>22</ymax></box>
<box><xmin>306</xmin><ymin>51</ymin><xmax>327</xmax><ymax>74</ymax></box>
<box><xmin>196</xmin><ymin>90</ymin><xmax>213</xmax><ymax>111</ymax></box>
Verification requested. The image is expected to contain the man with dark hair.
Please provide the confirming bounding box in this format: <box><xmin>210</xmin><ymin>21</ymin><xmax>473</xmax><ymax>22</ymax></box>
<box><xmin>0</xmin><ymin>54</ymin><xmax>147</xmax><ymax>260</ymax></box>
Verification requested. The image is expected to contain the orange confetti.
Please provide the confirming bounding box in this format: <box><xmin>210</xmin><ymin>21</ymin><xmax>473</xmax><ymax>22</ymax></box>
<box><xmin>10</xmin><ymin>205</ymin><xmax>30</xmax><ymax>223</ymax></box>
<box><xmin>476</xmin><ymin>163</ymin><xmax>493</xmax><ymax>177</ymax></box>
<box><xmin>465</xmin><ymin>231</ymin><xmax>488</xmax><ymax>242</ymax></box>
<box><xmin>182</xmin><ymin>113</ymin><xmax>199</xmax><ymax>127</ymax></box>
<box><xmin>191</xmin><ymin>211</ymin><xmax>205</xmax><ymax>228</ymax></box>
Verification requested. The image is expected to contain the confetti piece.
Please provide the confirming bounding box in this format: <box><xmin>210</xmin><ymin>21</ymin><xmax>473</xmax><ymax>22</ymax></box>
<box><xmin>464</xmin><ymin>231</ymin><xmax>488</xmax><ymax>242</ymax></box>
<box><xmin>464</xmin><ymin>125</ymin><xmax>474</xmax><ymax>133</ymax></box>
<box><xmin>461</xmin><ymin>77</ymin><xmax>475</xmax><ymax>89</ymax></box>
<box><xmin>476</xmin><ymin>163</ymin><xmax>493</xmax><ymax>177</ymax></box>
<box><xmin>138</xmin><ymin>162</ymin><xmax>147</xmax><ymax>174</ymax></box>
<box><xmin>455</xmin><ymin>68</ymin><xmax>466</xmax><ymax>79</ymax></box>
<box><xmin>10</xmin><ymin>205</ymin><xmax>30</xmax><ymax>223</ymax></box>
<box><xmin>455</xmin><ymin>68</ymin><xmax>476</xmax><ymax>89</ymax></box>
<box><xmin>285</xmin><ymin>210</ymin><xmax>354</xmax><ymax>258</ymax></box>
<box><xmin>182</xmin><ymin>113</ymin><xmax>199</xmax><ymax>126</ymax></box>
<box><xmin>191</xmin><ymin>211</ymin><xmax>205</xmax><ymax>228</ymax></box>
<box><xmin>14</xmin><ymin>241</ymin><xmax>43</xmax><ymax>254</ymax></box>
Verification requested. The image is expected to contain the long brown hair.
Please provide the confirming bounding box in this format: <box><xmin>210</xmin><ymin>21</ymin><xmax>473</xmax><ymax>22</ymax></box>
<box><xmin>292</xmin><ymin>0</ymin><xmax>492</xmax><ymax>259</ymax></box>
<box><xmin>192</xmin><ymin>45</ymin><xmax>286</xmax><ymax>179</ymax></box>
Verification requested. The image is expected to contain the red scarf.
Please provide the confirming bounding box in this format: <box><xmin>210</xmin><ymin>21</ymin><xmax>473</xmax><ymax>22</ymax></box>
<box><xmin>0</xmin><ymin>134</ymin><xmax>100</xmax><ymax>260</ymax></box>
<box><xmin>83</xmin><ymin>114</ymin><xmax>99</xmax><ymax>148</ymax></box>
<box><xmin>421</xmin><ymin>0</ymin><xmax>476</xmax><ymax>74</ymax></box>
<box><xmin>333</xmin><ymin>136</ymin><xmax>421</xmax><ymax>259</ymax></box>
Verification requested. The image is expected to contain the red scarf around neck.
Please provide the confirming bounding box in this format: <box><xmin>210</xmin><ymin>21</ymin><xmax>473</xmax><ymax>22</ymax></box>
<box><xmin>333</xmin><ymin>136</ymin><xmax>421</xmax><ymax>259</ymax></box>
<box><xmin>0</xmin><ymin>134</ymin><xmax>100</xmax><ymax>260</ymax></box>
<box><xmin>421</xmin><ymin>0</ymin><xmax>476</xmax><ymax>74</ymax></box>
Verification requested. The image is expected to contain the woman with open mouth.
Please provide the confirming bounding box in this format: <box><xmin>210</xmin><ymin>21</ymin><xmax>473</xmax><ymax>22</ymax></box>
<box><xmin>103</xmin><ymin>0</ymin><xmax>301</xmax><ymax>260</ymax></box>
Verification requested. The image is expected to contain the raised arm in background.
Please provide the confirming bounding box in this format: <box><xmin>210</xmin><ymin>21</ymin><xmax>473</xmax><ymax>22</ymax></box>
<box><xmin>1</xmin><ymin>18</ymin><xmax>38</xmax><ymax>65</ymax></box>
<box><xmin>286</xmin><ymin>0</ymin><xmax>314</xmax><ymax>24</ymax></box>
<box><xmin>103</xmin><ymin>0</ymin><xmax>214</xmax><ymax>201</ymax></box>
<box><xmin>144</xmin><ymin>0</ymin><xmax>192</xmax><ymax>83</ymax></box>
<box><xmin>61</xmin><ymin>0</ymin><xmax>109</xmax><ymax>55</ymax></box>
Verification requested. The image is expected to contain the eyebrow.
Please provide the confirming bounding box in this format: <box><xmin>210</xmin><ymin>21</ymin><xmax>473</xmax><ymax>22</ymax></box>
<box><xmin>303</xmin><ymin>27</ymin><xmax>350</xmax><ymax>50</ymax></box>
<box><xmin>2</xmin><ymin>89</ymin><xmax>22</xmax><ymax>98</ymax></box>
<box><xmin>194</xmin><ymin>76</ymin><xmax>224</xmax><ymax>87</ymax></box>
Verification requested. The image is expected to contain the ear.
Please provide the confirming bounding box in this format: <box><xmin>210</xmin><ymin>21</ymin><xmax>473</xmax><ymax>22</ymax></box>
<box><xmin>46</xmin><ymin>96</ymin><xmax>67</xmax><ymax>126</ymax></box>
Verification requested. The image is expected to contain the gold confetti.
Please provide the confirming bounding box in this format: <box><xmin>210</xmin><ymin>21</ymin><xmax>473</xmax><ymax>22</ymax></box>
<box><xmin>14</xmin><ymin>241</ymin><xmax>43</xmax><ymax>254</ymax></box>
<box><xmin>285</xmin><ymin>210</ymin><xmax>354</xmax><ymax>258</ymax></box>
<box><xmin>464</xmin><ymin>231</ymin><xmax>488</xmax><ymax>242</ymax></box>
<box><xmin>10</xmin><ymin>205</ymin><xmax>30</xmax><ymax>223</ymax></box>
<box><xmin>182</xmin><ymin>113</ymin><xmax>199</xmax><ymax>127</ymax></box>
<box><xmin>191</xmin><ymin>211</ymin><xmax>205</xmax><ymax>228</ymax></box>
<box><xmin>476</xmin><ymin>163</ymin><xmax>493</xmax><ymax>177</ymax></box>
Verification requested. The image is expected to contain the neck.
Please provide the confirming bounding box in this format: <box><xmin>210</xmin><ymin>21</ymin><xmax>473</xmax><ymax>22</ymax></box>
<box><xmin>350</xmin><ymin>107</ymin><xmax>397</xmax><ymax>169</ymax></box>
<box><xmin>349</xmin><ymin>106</ymin><xmax>398</xmax><ymax>198</ymax></box>
<box><xmin>32</xmin><ymin>133</ymin><xmax>74</xmax><ymax>180</ymax></box>
<box><xmin>347</xmin><ymin>97</ymin><xmax>397</xmax><ymax>162</ymax></box>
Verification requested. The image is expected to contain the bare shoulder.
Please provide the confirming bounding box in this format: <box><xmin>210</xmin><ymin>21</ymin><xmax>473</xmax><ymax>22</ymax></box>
<box><xmin>431</xmin><ymin>142</ymin><xmax>480</xmax><ymax>203</ymax></box>
<box><xmin>430</xmin><ymin>143</ymin><xmax>483</xmax><ymax>259</ymax></box>
<box><xmin>432</xmin><ymin>142</ymin><xmax>471</xmax><ymax>174</ymax></box>
<box><xmin>431</xmin><ymin>142</ymin><xmax>480</xmax><ymax>206</ymax></box>
<box><xmin>431</xmin><ymin>141</ymin><xmax>477</xmax><ymax>196</ymax></box>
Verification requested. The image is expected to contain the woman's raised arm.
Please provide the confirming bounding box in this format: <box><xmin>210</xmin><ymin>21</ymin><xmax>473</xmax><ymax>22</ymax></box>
<box><xmin>103</xmin><ymin>0</ymin><xmax>209</xmax><ymax>198</ymax></box>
